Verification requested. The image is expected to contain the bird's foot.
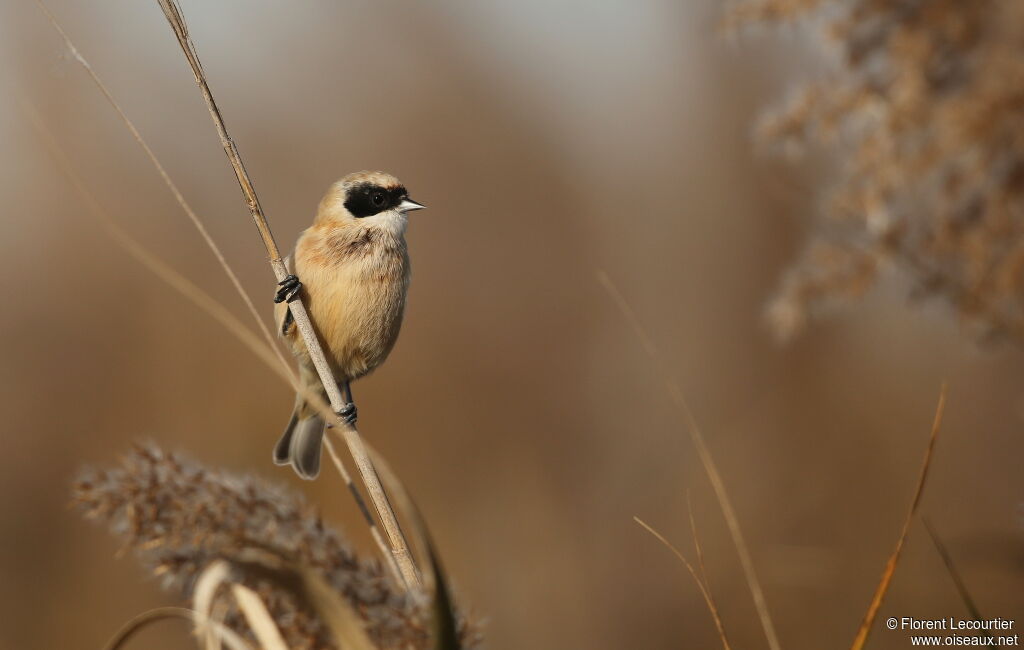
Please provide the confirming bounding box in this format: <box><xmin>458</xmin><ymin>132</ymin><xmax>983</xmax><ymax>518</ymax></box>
<box><xmin>274</xmin><ymin>274</ymin><xmax>302</xmax><ymax>303</ymax></box>
<box><xmin>334</xmin><ymin>402</ymin><xmax>358</xmax><ymax>426</ymax></box>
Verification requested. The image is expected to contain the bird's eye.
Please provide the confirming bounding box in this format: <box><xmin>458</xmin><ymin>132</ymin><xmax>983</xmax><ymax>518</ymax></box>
<box><xmin>371</xmin><ymin>192</ymin><xmax>385</xmax><ymax>206</ymax></box>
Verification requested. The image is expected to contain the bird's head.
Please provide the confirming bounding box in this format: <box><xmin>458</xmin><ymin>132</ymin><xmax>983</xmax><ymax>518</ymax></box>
<box><xmin>316</xmin><ymin>171</ymin><xmax>425</xmax><ymax>233</ymax></box>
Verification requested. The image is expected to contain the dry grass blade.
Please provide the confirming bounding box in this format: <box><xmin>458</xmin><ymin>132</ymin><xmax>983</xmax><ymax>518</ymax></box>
<box><xmin>231</xmin><ymin>584</ymin><xmax>289</xmax><ymax>650</ymax></box>
<box><xmin>103</xmin><ymin>606</ymin><xmax>252</xmax><ymax>650</ymax></box>
<box><xmin>634</xmin><ymin>517</ymin><xmax>733</xmax><ymax>650</ymax></box>
<box><xmin>598</xmin><ymin>270</ymin><xmax>780</xmax><ymax>650</ymax></box>
<box><xmin>154</xmin><ymin>0</ymin><xmax>420</xmax><ymax>590</ymax></box>
<box><xmin>922</xmin><ymin>517</ymin><xmax>994</xmax><ymax>648</ymax></box>
<box><xmin>31</xmin><ymin>0</ymin><xmax>293</xmax><ymax>384</ymax></box>
<box><xmin>849</xmin><ymin>385</ymin><xmax>947</xmax><ymax>650</ymax></box>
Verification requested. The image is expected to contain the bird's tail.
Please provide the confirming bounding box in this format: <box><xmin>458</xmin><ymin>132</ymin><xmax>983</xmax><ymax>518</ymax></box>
<box><xmin>274</xmin><ymin>401</ymin><xmax>325</xmax><ymax>480</ymax></box>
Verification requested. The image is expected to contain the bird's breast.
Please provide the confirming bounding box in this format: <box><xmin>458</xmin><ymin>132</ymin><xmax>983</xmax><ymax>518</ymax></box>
<box><xmin>294</xmin><ymin>228</ymin><xmax>410</xmax><ymax>380</ymax></box>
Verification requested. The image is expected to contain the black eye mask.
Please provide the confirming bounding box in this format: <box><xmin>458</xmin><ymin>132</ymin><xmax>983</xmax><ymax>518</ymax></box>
<box><xmin>344</xmin><ymin>183</ymin><xmax>408</xmax><ymax>218</ymax></box>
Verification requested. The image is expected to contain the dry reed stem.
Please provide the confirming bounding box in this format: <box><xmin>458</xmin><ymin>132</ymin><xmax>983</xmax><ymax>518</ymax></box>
<box><xmin>922</xmin><ymin>517</ymin><xmax>994</xmax><ymax>648</ymax></box>
<box><xmin>153</xmin><ymin>0</ymin><xmax>420</xmax><ymax>590</ymax></box>
<box><xmin>103</xmin><ymin>607</ymin><xmax>252</xmax><ymax>650</ymax></box>
<box><xmin>634</xmin><ymin>517</ymin><xmax>733</xmax><ymax>650</ymax></box>
<box><xmin>598</xmin><ymin>270</ymin><xmax>781</xmax><ymax>650</ymax></box>
<box><xmin>20</xmin><ymin>99</ymin><xmax>403</xmax><ymax>589</ymax></box>
<box><xmin>849</xmin><ymin>385</ymin><xmax>947</xmax><ymax>650</ymax></box>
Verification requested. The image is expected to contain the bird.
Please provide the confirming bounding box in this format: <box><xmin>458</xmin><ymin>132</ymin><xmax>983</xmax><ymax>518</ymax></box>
<box><xmin>272</xmin><ymin>171</ymin><xmax>424</xmax><ymax>479</ymax></box>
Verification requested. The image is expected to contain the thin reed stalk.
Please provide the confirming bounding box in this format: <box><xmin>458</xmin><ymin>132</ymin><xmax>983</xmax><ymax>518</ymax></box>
<box><xmin>153</xmin><ymin>0</ymin><xmax>420</xmax><ymax>590</ymax></box>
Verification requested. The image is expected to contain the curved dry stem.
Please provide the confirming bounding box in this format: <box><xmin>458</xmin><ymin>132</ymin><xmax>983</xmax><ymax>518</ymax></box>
<box><xmin>103</xmin><ymin>606</ymin><xmax>252</xmax><ymax>650</ymax></box>
<box><xmin>634</xmin><ymin>517</ymin><xmax>732</xmax><ymax>650</ymax></box>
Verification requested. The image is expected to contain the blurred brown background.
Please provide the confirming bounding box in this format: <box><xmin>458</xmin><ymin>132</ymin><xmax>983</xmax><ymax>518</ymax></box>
<box><xmin>1</xmin><ymin>1</ymin><xmax>1022</xmax><ymax>649</ymax></box>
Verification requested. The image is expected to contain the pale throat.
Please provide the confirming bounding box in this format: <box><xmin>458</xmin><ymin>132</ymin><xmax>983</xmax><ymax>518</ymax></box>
<box><xmin>366</xmin><ymin>210</ymin><xmax>408</xmax><ymax>240</ymax></box>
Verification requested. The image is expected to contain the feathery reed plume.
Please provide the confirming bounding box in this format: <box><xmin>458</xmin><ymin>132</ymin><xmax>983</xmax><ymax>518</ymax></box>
<box><xmin>74</xmin><ymin>445</ymin><xmax>482</xmax><ymax>650</ymax></box>
<box><xmin>730</xmin><ymin>0</ymin><xmax>1024</xmax><ymax>342</ymax></box>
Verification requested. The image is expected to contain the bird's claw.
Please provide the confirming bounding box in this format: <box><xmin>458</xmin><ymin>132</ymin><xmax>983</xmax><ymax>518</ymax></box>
<box><xmin>335</xmin><ymin>402</ymin><xmax>358</xmax><ymax>426</ymax></box>
<box><xmin>274</xmin><ymin>274</ymin><xmax>302</xmax><ymax>303</ymax></box>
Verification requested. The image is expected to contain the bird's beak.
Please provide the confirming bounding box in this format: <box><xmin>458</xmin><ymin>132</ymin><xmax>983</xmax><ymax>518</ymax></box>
<box><xmin>398</xmin><ymin>198</ymin><xmax>426</xmax><ymax>213</ymax></box>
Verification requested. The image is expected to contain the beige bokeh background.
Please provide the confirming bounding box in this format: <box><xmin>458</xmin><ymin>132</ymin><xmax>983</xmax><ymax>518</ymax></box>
<box><xmin>1</xmin><ymin>1</ymin><xmax>1021</xmax><ymax>649</ymax></box>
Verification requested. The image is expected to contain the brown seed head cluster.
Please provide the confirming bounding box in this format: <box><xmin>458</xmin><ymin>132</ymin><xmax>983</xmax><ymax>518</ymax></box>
<box><xmin>730</xmin><ymin>0</ymin><xmax>1024</xmax><ymax>342</ymax></box>
<box><xmin>73</xmin><ymin>445</ymin><xmax>481</xmax><ymax>649</ymax></box>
